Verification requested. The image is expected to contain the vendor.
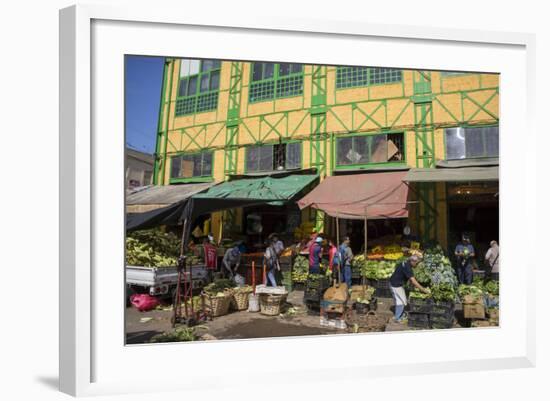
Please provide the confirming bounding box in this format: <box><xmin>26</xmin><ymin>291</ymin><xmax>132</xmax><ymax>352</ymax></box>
<box><xmin>264</xmin><ymin>237</ymin><xmax>281</xmax><ymax>287</ymax></box>
<box><xmin>269</xmin><ymin>233</ymin><xmax>284</xmax><ymax>256</ymax></box>
<box><xmin>339</xmin><ymin>236</ymin><xmax>353</xmax><ymax>288</ymax></box>
<box><xmin>455</xmin><ymin>234</ymin><xmax>475</xmax><ymax>285</ymax></box>
<box><xmin>328</xmin><ymin>238</ymin><xmax>340</xmax><ymax>280</ymax></box>
<box><xmin>202</xmin><ymin>237</ymin><xmax>217</xmax><ymax>282</ymax></box>
<box><xmin>222</xmin><ymin>242</ymin><xmax>242</xmax><ymax>279</ymax></box>
<box><xmin>309</xmin><ymin>236</ymin><xmax>323</xmax><ymax>274</ymax></box>
<box><xmin>389</xmin><ymin>255</ymin><xmax>430</xmax><ymax>322</ymax></box>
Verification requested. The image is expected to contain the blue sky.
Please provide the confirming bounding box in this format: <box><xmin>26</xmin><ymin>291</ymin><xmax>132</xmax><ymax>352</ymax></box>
<box><xmin>125</xmin><ymin>55</ymin><xmax>165</xmax><ymax>154</ymax></box>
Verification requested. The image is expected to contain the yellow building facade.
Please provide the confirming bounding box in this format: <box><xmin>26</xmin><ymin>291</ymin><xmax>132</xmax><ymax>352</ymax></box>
<box><xmin>153</xmin><ymin>59</ymin><xmax>499</xmax><ymax>250</ymax></box>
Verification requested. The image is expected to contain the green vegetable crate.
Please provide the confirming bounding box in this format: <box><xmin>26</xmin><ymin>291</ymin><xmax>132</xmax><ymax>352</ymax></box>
<box><xmin>431</xmin><ymin>300</ymin><xmax>455</xmax><ymax>317</ymax></box>
<box><xmin>430</xmin><ymin>314</ymin><xmax>454</xmax><ymax>329</ymax></box>
<box><xmin>371</xmin><ymin>279</ymin><xmax>393</xmax><ymax>298</ymax></box>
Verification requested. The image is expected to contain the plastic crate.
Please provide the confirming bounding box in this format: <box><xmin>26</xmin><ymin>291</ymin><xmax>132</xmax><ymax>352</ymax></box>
<box><xmin>430</xmin><ymin>313</ymin><xmax>454</xmax><ymax>329</ymax></box>
<box><xmin>292</xmin><ymin>282</ymin><xmax>305</xmax><ymax>291</ymax></box>
<box><xmin>431</xmin><ymin>300</ymin><xmax>454</xmax><ymax>315</ymax></box>
<box><xmin>306</xmin><ymin>276</ymin><xmax>330</xmax><ymax>290</ymax></box>
<box><xmin>409</xmin><ymin>297</ymin><xmax>434</xmax><ymax>314</ymax></box>
<box><xmin>407</xmin><ymin>312</ymin><xmax>430</xmax><ymax>329</ymax></box>
<box><xmin>375</xmin><ymin>288</ymin><xmax>393</xmax><ymax>298</ymax></box>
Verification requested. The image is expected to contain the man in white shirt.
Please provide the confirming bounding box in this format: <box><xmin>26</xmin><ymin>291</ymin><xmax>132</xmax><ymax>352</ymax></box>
<box><xmin>484</xmin><ymin>240</ymin><xmax>499</xmax><ymax>281</ymax></box>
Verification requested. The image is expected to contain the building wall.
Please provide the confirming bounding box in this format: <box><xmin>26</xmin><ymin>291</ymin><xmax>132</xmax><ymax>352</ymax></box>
<box><xmin>154</xmin><ymin>59</ymin><xmax>499</xmax><ymax>245</ymax></box>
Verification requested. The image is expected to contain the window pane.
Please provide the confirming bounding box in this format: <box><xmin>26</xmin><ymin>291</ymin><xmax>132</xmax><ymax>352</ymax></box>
<box><xmin>264</xmin><ymin>63</ymin><xmax>275</xmax><ymax>79</ymax></box>
<box><xmin>259</xmin><ymin>145</ymin><xmax>273</xmax><ymax>171</ymax></box>
<box><xmin>485</xmin><ymin>126</ymin><xmax>499</xmax><ymax>157</ymax></box>
<box><xmin>188</xmin><ymin>76</ymin><xmax>198</xmax><ymax>95</ymax></box>
<box><xmin>353</xmin><ymin>136</ymin><xmax>369</xmax><ymax>164</ymax></box>
<box><xmin>337</xmin><ymin>137</ymin><xmax>353</xmax><ymax>165</ymax></box>
<box><xmin>370</xmin><ymin>135</ymin><xmax>388</xmax><ymax>163</ymax></box>
<box><xmin>189</xmin><ymin>60</ymin><xmax>200</xmax><ymax>75</ymax></box>
<box><xmin>178</xmin><ymin>78</ymin><xmax>188</xmax><ymax>96</ymax></box>
<box><xmin>170</xmin><ymin>156</ymin><xmax>182</xmax><ymax>178</ymax></box>
<box><xmin>252</xmin><ymin>63</ymin><xmax>263</xmax><ymax>81</ymax></box>
<box><xmin>465</xmin><ymin>127</ymin><xmax>485</xmax><ymax>158</ymax></box>
<box><xmin>212</xmin><ymin>60</ymin><xmax>221</xmax><ymax>70</ymax></box>
<box><xmin>291</xmin><ymin>64</ymin><xmax>302</xmax><ymax>74</ymax></box>
<box><xmin>180</xmin><ymin>59</ymin><xmax>191</xmax><ymax>77</ymax></box>
<box><xmin>202</xmin><ymin>153</ymin><xmax>213</xmax><ymax>176</ymax></box>
<box><xmin>246</xmin><ymin>147</ymin><xmax>259</xmax><ymax>172</ymax></box>
<box><xmin>210</xmin><ymin>71</ymin><xmax>220</xmax><ymax>90</ymax></box>
<box><xmin>201</xmin><ymin>60</ymin><xmax>215</xmax><ymax>72</ymax></box>
<box><xmin>279</xmin><ymin>63</ymin><xmax>291</xmax><ymax>76</ymax></box>
<box><xmin>200</xmin><ymin>74</ymin><xmax>209</xmax><ymax>93</ymax></box>
<box><xmin>181</xmin><ymin>155</ymin><xmax>195</xmax><ymax>178</ymax></box>
<box><xmin>192</xmin><ymin>154</ymin><xmax>202</xmax><ymax>176</ymax></box>
<box><xmin>286</xmin><ymin>142</ymin><xmax>301</xmax><ymax>169</ymax></box>
<box><xmin>445</xmin><ymin>128</ymin><xmax>466</xmax><ymax>159</ymax></box>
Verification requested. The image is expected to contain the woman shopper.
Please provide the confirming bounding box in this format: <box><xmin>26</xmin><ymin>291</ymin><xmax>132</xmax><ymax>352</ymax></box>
<box><xmin>389</xmin><ymin>255</ymin><xmax>430</xmax><ymax>322</ymax></box>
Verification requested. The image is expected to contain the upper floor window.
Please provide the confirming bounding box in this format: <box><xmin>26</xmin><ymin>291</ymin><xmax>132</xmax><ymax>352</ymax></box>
<box><xmin>440</xmin><ymin>71</ymin><xmax>469</xmax><ymax>77</ymax></box>
<box><xmin>335</xmin><ymin>132</ymin><xmax>405</xmax><ymax>167</ymax></box>
<box><xmin>246</xmin><ymin>142</ymin><xmax>302</xmax><ymax>173</ymax></box>
<box><xmin>170</xmin><ymin>151</ymin><xmax>213</xmax><ymax>179</ymax></box>
<box><xmin>336</xmin><ymin>67</ymin><xmax>402</xmax><ymax>89</ymax></box>
<box><xmin>445</xmin><ymin>126</ymin><xmax>499</xmax><ymax>160</ymax></box>
<box><xmin>175</xmin><ymin>59</ymin><xmax>221</xmax><ymax>116</ymax></box>
<box><xmin>249</xmin><ymin>63</ymin><xmax>304</xmax><ymax>103</ymax></box>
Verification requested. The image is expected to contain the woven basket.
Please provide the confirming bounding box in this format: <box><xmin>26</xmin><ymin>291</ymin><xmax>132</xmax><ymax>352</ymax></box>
<box><xmin>231</xmin><ymin>289</ymin><xmax>253</xmax><ymax>311</ymax></box>
<box><xmin>203</xmin><ymin>291</ymin><xmax>232</xmax><ymax>317</ymax></box>
<box><xmin>259</xmin><ymin>293</ymin><xmax>285</xmax><ymax>316</ymax></box>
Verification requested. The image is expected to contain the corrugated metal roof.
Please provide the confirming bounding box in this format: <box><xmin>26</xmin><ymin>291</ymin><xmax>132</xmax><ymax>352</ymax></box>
<box><xmin>126</xmin><ymin>183</ymin><xmax>215</xmax><ymax>205</ymax></box>
<box><xmin>404</xmin><ymin>166</ymin><xmax>499</xmax><ymax>183</ymax></box>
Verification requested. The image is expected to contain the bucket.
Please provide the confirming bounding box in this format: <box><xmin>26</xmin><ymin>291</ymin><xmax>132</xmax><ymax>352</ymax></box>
<box><xmin>248</xmin><ymin>293</ymin><xmax>260</xmax><ymax>312</ymax></box>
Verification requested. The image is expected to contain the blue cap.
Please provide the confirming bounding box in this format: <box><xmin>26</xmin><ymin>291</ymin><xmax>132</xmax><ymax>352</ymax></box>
<box><xmin>315</xmin><ymin>237</ymin><xmax>323</xmax><ymax>243</ymax></box>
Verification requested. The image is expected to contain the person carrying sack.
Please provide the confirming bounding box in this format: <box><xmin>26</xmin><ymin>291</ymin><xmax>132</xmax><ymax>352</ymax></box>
<box><xmin>484</xmin><ymin>240</ymin><xmax>499</xmax><ymax>282</ymax></box>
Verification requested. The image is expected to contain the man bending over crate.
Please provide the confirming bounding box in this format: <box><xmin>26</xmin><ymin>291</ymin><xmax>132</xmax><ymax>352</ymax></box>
<box><xmin>389</xmin><ymin>255</ymin><xmax>430</xmax><ymax>322</ymax></box>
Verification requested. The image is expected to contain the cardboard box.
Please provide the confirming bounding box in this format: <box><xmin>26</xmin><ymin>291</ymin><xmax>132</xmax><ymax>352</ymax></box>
<box><xmin>463</xmin><ymin>302</ymin><xmax>486</xmax><ymax>319</ymax></box>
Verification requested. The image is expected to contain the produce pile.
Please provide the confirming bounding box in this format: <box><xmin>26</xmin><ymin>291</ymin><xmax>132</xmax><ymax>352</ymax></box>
<box><xmin>418</xmin><ymin>245</ymin><xmax>458</xmax><ymax>287</ymax></box>
<box><xmin>367</xmin><ymin>244</ymin><xmax>404</xmax><ymax>261</ymax></box>
<box><xmin>409</xmin><ymin>289</ymin><xmax>431</xmax><ymax>299</ymax></box>
<box><xmin>458</xmin><ymin>284</ymin><xmax>484</xmax><ymax>301</ymax></box>
<box><xmin>356</xmin><ymin>287</ymin><xmax>376</xmax><ymax>304</ymax></box>
<box><xmin>484</xmin><ymin>280</ymin><xmax>499</xmax><ymax>296</ymax></box>
<box><xmin>292</xmin><ymin>256</ymin><xmax>309</xmax><ymax>283</ymax></box>
<box><xmin>363</xmin><ymin>259</ymin><xmax>397</xmax><ymax>280</ymax></box>
<box><xmin>126</xmin><ymin>229</ymin><xmax>180</xmax><ymax>267</ymax></box>
<box><xmin>203</xmin><ymin>279</ymin><xmax>235</xmax><ymax>297</ymax></box>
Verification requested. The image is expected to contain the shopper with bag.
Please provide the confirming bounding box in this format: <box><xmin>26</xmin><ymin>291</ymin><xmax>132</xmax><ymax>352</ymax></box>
<box><xmin>484</xmin><ymin>240</ymin><xmax>499</xmax><ymax>282</ymax></box>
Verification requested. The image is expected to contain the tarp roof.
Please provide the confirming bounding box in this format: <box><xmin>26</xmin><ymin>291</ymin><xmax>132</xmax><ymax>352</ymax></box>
<box><xmin>193</xmin><ymin>174</ymin><xmax>318</xmax><ymax>201</ymax></box>
<box><xmin>297</xmin><ymin>171</ymin><xmax>409</xmax><ymax>220</ymax></box>
<box><xmin>404</xmin><ymin>166</ymin><xmax>499</xmax><ymax>183</ymax></box>
<box><xmin>126</xmin><ymin>174</ymin><xmax>319</xmax><ymax>232</ymax></box>
<box><xmin>126</xmin><ymin>182</ymin><xmax>215</xmax><ymax>205</ymax></box>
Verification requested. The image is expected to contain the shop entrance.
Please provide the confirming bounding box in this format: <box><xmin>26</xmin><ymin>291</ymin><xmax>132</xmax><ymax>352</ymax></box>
<box><xmin>337</xmin><ymin>218</ymin><xmax>406</xmax><ymax>254</ymax></box>
<box><xmin>446</xmin><ymin>181</ymin><xmax>499</xmax><ymax>260</ymax></box>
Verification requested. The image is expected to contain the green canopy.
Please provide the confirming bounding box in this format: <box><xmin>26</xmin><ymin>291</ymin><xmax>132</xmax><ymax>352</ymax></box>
<box><xmin>192</xmin><ymin>174</ymin><xmax>319</xmax><ymax>201</ymax></box>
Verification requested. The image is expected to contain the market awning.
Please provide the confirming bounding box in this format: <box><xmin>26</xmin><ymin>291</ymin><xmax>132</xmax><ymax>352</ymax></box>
<box><xmin>404</xmin><ymin>166</ymin><xmax>499</xmax><ymax>183</ymax></box>
<box><xmin>126</xmin><ymin>182</ymin><xmax>215</xmax><ymax>231</ymax></box>
<box><xmin>126</xmin><ymin>182</ymin><xmax>215</xmax><ymax>213</ymax></box>
<box><xmin>297</xmin><ymin>171</ymin><xmax>409</xmax><ymax>220</ymax></box>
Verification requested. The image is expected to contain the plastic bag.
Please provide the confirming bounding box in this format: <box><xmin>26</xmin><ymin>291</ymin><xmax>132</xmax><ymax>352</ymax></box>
<box><xmin>130</xmin><ymin>293</ymin><xmax>159</xmax><ymax>312</ymax></box>
<box><xmin>234</xmin><ymin>273</ymin><xmax>245</xmax><ymax>287</ymax></box>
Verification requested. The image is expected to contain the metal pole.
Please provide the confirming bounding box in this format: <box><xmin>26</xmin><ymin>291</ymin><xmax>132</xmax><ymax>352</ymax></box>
<box><xmin>364</xmin><ymin>213</ymin><xmax>368</xmax><ymax>256</ymax></box>
<box><xmin>336</xmin><ymin>216</ymin><xmax>340</xmax><ymax>246</ymax></box>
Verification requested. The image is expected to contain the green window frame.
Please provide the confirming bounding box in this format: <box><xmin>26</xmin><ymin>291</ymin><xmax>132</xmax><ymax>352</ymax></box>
<box><xmin>170</xmin><ymin>151</ymin><xmax>214</xmax><ymax>182</ymax></box>
<box><xmin>440</xmin><ymin>71</ymin><xmax>469</xmax><ymax>77</ymax></box>
<box><xmin>334</xmin><ymin>132</ymin><xmax>405</xmax><ymax>168</ymax></box>
<box><xmin>175</xmin><ymin>59</ymin><xmax>221</xmax><ymax>116</ymax></box>
<box><xmin>445</xmin><ymin>126</ymin><xmax>499</xmax><ymax>160</ymax></box>
<box><xmin>249</xmin><ymin>63</ymin><xmax>304</xmax><ymax>103</ymax></box>
<box><xmin>245</xmin><ymin>142</ymin><xmax>302</xmax><ymax>173</ymax></box>
<box><xmin>335</xmin><ymin>67</ymin><xmax>402</xmax><ymax>89</ymax></box>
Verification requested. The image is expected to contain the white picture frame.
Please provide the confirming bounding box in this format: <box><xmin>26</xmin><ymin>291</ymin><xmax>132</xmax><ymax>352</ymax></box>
<box><xmin>59</xmin><ymin>4</ymin><xmax>536</xmax><ymax>397</ymax></box>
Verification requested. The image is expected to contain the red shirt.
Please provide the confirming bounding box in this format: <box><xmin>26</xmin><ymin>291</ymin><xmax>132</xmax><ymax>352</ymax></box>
<box><xmin>204</xmin><ymin>243</ymin><xmax>217</xmax><ymax>269</ymax></box>
<box><xmin>328</xmin><ymin>245</ymin><xmax>338</xmax><ymax>270</ymax></box>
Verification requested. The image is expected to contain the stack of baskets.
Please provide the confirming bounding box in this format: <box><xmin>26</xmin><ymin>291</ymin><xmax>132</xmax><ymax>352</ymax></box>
<box><xmin>259</xmin><ymin>293</ymin><xmax>286</xmax><ymax>316</ymax></box>
<box><xmin>231</xmin><ymin>287</ymin><xmax>254</xmax><ymax>311</ymax></box>
<box><xmin>202</xmin><ymin>290</ymin><xmax>232</xmax><ymax>317</ymax></box>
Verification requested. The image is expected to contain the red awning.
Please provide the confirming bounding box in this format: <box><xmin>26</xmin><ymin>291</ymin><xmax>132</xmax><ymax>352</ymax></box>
<box><xmin>297</xmin><ymin>171</ymin><xmax>409</xmax><ymax>220</ymax></box>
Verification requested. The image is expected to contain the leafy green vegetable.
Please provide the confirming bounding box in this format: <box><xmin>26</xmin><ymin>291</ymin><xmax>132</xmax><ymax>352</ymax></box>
<box><xmin>204</xmin><ymin>279</ymin><xmax>235</xmax><ymax>295</ymax></box>
<box><xmin>150</xmin><ymin>326</ymin><xmax>206</xmax><ymax>343</ymax></box>
<box><xmin>126</xmin><ymin>229</ymin><xmax>181</xmax><ymax>267</ymax></box>
<box><xmin>409</xmin><ymin>290</ymin><xmax>431</xmax><ymax>299</ymax></box>
<box><xmin>431</xmin><ymin>283</ymin><xmax>456</xmax><ymax>302</ymax></box>
<box><xmin>484</xmin><ymin>280</ymin><xmax>499</xmax><ymax>296</ymax></box>
<box><xmin>292</xmin><ymin>256</ymin><xmax>309</xmax><ymax>282</ymax></box>
<box><xmin>458</xmin><ymin>284</ymin><xmax>484</xmax><ymax>300</ymax></box>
